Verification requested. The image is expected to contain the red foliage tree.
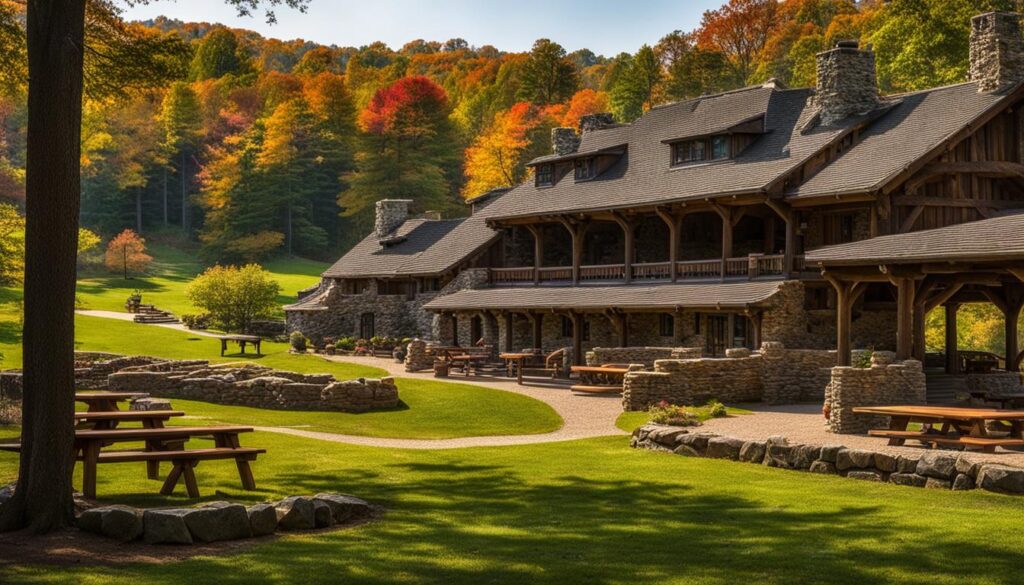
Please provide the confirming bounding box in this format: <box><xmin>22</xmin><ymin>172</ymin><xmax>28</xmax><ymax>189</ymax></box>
<box><xmin>358</xmin><ymin>75</ymin><xmax>449</xmax><ymax>138</ymax></box>
<box><xmin>104</xmin><ymin>228</ymin><xmax>153</xmax><ymax>279</ymax></box>
<box><xmin>697</xmin><ymin>0</ymin><xmax>782</xmax><ymax>84</ymax></box>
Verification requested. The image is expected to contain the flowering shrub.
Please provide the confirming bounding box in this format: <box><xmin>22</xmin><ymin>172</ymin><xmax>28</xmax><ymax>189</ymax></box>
<box><xmin>648</xmin><ymin>401</ymin><xmax>701</xmax><ymax>427</ymax></box>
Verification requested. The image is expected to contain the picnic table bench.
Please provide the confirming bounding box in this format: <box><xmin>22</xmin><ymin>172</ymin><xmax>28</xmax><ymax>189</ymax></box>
<box><xmin>443</xmin><ymin>347</ymin><xmax>492</xmax><ymax>376</ymax></box>
<box><xmin>220</xmin><ymin>334</ymin><xmax>262</xmax><ymax>356</ymax></box>
<box><xmin>854</xmin><ymin>405</ymin><xmax>1024</xmax><ymax>453</ymax></box>
<box><xmin>570</xmin><ymin>365</ymin><xmax>630</xmax><ymax>395</ymax></box>
<box><xmin>75</xmin><ymin>392</ymin><xmax>149</xmax><ymax>413</ymax></box>
<box><xmin>966</xmin><ymin>390</ymin><xmax>1024</xmax><ymax>409</ymax></box>
<box><xmin>0</xmin><ymin>425</ymin><xmax>263</xmax><ymax>498</ymax></box>
<box><xmin>74</xmin><ymin>409</ymin><xmax>185</xmax><ymax>430</ymax></box>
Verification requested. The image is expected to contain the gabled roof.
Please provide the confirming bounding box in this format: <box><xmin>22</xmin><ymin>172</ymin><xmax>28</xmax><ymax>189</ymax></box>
<box><xmin>321</xmin><ymin>213</ymin><xmax>499</xmax><ymax>278</ymax></box>
<box><xmin>805</xmin><ymin>212</ymin><xmax>1024</xmax><ymax>266</ymax></box>
<box><xmin>482</xmin><ymin>85</ymin><xmax>856</xmax><ymax>221</ymax></box>
<box><xmin>423</xmin><ymin>281</ymin><xmax>783</xmax><ymax>312</ymax></box>
<box><xmin>789</xmin><ymin>81</ymin><xmax>1017</xmax><ymax>199</ymax></box>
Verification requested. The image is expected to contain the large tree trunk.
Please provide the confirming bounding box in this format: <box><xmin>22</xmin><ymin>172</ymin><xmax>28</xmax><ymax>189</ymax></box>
<box><xmin>0</xmin><ymin>0</ymin><xmax>86</xmax><ymax>533</ymax></box>
<box><xmin>180</xmin><ymin>151</ymin><xmax>187</xmax><ymax>233</ymax></box>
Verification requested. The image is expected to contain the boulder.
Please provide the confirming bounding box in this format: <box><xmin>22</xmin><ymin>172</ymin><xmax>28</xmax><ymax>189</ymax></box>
<box><xmin>952</xmin><ymin>473</ymin><xmax>976</xmax><ymax>491</ymax></box>
<box><xmin>925</xmin><ymin>478</ymin><xmax>952</xmax><ymax>490</ymax></box>
<box><xmin>819</xmin><ymin>445</ymin><xmax>843</xmax><ymax>464</ymax></box>
<box><xmin>847</xmin><ymin>470</ymin><xmax>884</xmax><ymax>482</ymax></box>
<box><xmin>77</xmin><ymin>505</ymin><xmax>143</xmax><ymax>541</ymax></box>
<box><xmin>676</xmin><ymin>433</ymin><xmax>711</xmax><ymax>454</ymax></box>
<box><xmin>275</xmin><ymin>496</ymin><xmax>315</xmax><ymax>530</ymax></box>
<box><xmin>313</xmin><ymin>501</ymin><xmax>333</xmax><ymax>528</ymax></box>
<box><xmin>672</xmin><ymin>444</ymin><xmax>700</xmax><ymax>457</ymax></box>
<box><xmin>955</xmin><ymin>455</ymin><xmax>980</xmax><ymax>478</ymax></box>
<box><xmin>896</xmin><ymin>455</ymin><xmax>919</xmax><ymax>474</ymax></box>
<box><xmin>889</xmin><ymin>473</ymin><xmax>928</xmax><ymax>487</ymax></box>
<box><xmin>313</xmin><ymin>494</ymin><xmax>372</xmax><ymax>524</ymax></box>
<box><xmin>836</xmin><ymin>449</ymin><xmax>874</xmax><ymax>471</ymax></box>
<box><xmin>186</xmin><ymin>502</ymin><xmax>252</xmax><ymax>543</ymax></box>
<box><xmin>763</xmin><ymin>443</ymin><xmax>794</xmax><ymax>468</ymax></box>
<box><xmin>705</xmin><ymin>437</ymin><xmax>744</xmax><ymax>460</ymax></box>
<box><xmin>143</xmin><ymin>508</ymin><xmax>194</xmax><ymax>544</ymax></box>
<box><xmin>917</xmin><ymin>452</ymin><xmax>957</xmax><ymax>480</ymax></box>
<box><xmin>130</xmin><ymin>397</ymin><xmax>172</xmax><ymax>412</ymax></box>
<box><xmin>792</xmin><ymin>445</ymin><xmax>821</xmax><ymax>470</ymax></box>
<box><xmin>247</xmin><ymin>503</ymin><xmax>278</xmax><ymax>536</ymax></box>
<box><xmin>809</xmin><ymin>461</ymin><xmax>837</xmax><ymax>475</ymax></box>
<box><xmin>872</xmin><ymin>453</ymin><xmax>898</xmax><ymax>473</ymax></box>
<box><xmin>977</xmin><ymin>464</ymin><xmax>1024</xmax><ymax>494</ymax></box>
<box><xmin>738</xmin><ymin>441</ymin><xmax>766</xmax><ymax>463</ymax></box>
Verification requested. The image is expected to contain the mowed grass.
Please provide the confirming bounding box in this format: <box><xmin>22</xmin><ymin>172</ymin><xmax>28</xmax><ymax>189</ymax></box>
<box><xmin>74</xmin><ymin>240</ymin><xmax>327</xmax><ymax>317</ymax></box>
<box><xmin>0</xmin><ymin>432</ymin><xmax>1022</xmax><ymax>584</ymax></box>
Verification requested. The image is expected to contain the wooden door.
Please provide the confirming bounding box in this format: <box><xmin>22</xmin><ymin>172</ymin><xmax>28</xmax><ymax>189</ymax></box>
<box><xmin>706</xmin><ymin>315</ymin><xmax>728</xmax><ymax>356</ymax></box>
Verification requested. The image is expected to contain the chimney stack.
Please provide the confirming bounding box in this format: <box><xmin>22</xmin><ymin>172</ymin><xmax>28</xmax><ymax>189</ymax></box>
<box><xmin>815</xmin><ymin>40</ymin><xmax>880</xmax><ymax>126</ymax></box>
<box><xmin>551</xmin><ymin>127</ymin><xmax>580</xmax><ymax>156</ymax></box>
<box><xmin>970</xmin><ymin>12</ymin><xmax>1024</xmax><ymax>93</ymax></box>
<box><xmin>578</xmin><ymin>112</ymin><xmax>615</xmax><ymax>133</ymax></box>
<box><xmin>374</xmin><ymin>199</ymin><xmax>412</xmax><ymax>239</ymax></box>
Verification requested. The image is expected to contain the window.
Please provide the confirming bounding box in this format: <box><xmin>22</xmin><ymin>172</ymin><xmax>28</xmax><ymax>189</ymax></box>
<box><xmin>420</xmin><ymin>278</ymin><xmax>441</xmax><ymax>293</ymax></box>
<box><xmin>378</xmin><ymin>279</ymin><xmax>412</xmax><ymax>296</ymax></box>
<box><xmin>359</xmin><ymin>313</ymin><xmax>375</xmax><ymax>340</ymax></box>
<box><xmin>694</xmin><ymin>313</ymin><xmax>701</xmax><ymax>335</ymax></box>
<box><xmin>574</xmin><ymin>157</ymin><xmax>595</xmax><ymax>180</ymax></box>
<box><xmin>804</xmin><ymin>286</ymin><xmax>832</xmax><ymax>311</ymax></box>
<box><xmin>659</xmin><ymin>314</ymin><xmax>675</xmax><ymax>338</ymax></box>
<box><xmin>711</xmin><ymin>135</ymin><xmax>730</xmax><ymax>160</ymax></box>
<box><xmin>672</xmin><ymin>135</ymin><xmax>732</xmax><ymax>166</ymax></box>
<box><xmin>561</xmin><ymin>316</ymin><xmax>574</xmax><ymax>338</ymax></box>
<box><xmin>536</xmin><ymin>164</ymin><xmax>554</xmax><ymax>186</ymax></box>
<box><xmin>824</xmin><ymin>213</ymin><xmax>857</xmax><ymax>245</ymax></box>
<box><xmin>733</xmin><ymin>315</ymin><xmax>749</xmax><ymax>349</ymax></box>
<box><xmin>343</xmin><ymin>279</ymin><xmax>369</xmax><ymax>295</ymax></box>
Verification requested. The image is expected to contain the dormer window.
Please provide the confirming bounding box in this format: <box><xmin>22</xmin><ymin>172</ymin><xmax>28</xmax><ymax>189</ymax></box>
<box><xmin>672</xmin><ymin>135</ymin><xmax>732</xmax><ymax>166</ymax></box>
<box><xmin>536</xmin><ymin>164</ymin><xmax>554</xmax><ymax>187</ymax></box>
<box><xmin>574</xmin><ymin>157</ymin><xmax>595</xmax><ymax>181</ymax></box>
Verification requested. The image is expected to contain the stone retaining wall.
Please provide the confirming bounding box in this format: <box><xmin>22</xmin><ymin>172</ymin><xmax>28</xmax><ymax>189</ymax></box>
<box><xmin>585</xmin><ymin>346</ymin><xmax>702</xmax><ymax>367</ymax></box>
<box><xmin>621</xmin><ymin>344</ymin><xmax>836</xmax><ymax>410</ymax></box>
<box><xmin>966</xmin><ymin>372</ymin><xmax>1023</xmax><ymax>397</ymax></box>
<box><xmin>632</xmin><ymin>424</ymin><xmax>1024</xmax><ymax>495</ymax></box>
<box><xmin>825</xmin><ymin>353</ymin><xmax>927</xmax><ymax>434</ymax></box>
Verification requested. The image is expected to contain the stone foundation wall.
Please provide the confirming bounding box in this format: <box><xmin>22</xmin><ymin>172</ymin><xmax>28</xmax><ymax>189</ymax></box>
<box><xmin>100</xmin><ymin>358</ymin><xmax>399</xmax><ymax>413</ymax></box>
<box><xmin>632</xmin><ymin>424</ymin><xmax>1024</xmax><ymax>495</ymax></box>
<box><xmin>585</xmin><ymin>347</ymin><xmax>702</xmax><ymax>367</ymax></box>
<box><xmin>966</xmin><ymin>372</ymin><xmax>1023</xmax><ymax>397</ymax></box>
<box><xmin>825</xmin><ymin>353</ymin><xmax>927</xmax><ymax>434</ymax></box>
<box><xmin>622</xmin><ymin>344</ymin><xmax>836</xmax><ymax>410</ymax></box>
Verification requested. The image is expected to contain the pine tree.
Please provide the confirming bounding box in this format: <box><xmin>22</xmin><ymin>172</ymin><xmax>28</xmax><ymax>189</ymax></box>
<box><xmin>518</xmin><ymin>39</ymin><xmax>579</xmax><ymax>105</ymax></box>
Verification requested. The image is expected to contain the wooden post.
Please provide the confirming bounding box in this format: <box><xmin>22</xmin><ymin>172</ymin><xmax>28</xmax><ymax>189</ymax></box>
<box><xmin>571</xmin><ymin>312</ymin><xmax>583</xmax><ymax>366</ymax></box>
<box><xmin>611</xmin><ymin>213</ymin><xmax>634</xmax><ymax>283</ymax></box>
<box><xmin>504</xmin><ymin>312</ymin><xmax>514</xmax><ymax>353</ymax></box>
<box><xmin>764</xmin><ymin>199</ymin><xmax>796</xmax><ymax>277</ymax></box>
<box><xmin>656</xmin><ymin>209</ymin><xmax>682</xmax><ymax>282</ymax></box>
<box><xmin>824</xmin><ymin>274</ymin><xmax>862</xmax><ymax>367</ymax></box>
<box><xmin>912</xmin><ymin>280</ymin><xmax>935</xmax><ymax>363</ymax></box>
<box><xmin>721</xmin><ymin>211</ymin><xmax>732</xmax><ymax>279</ymax></box>
<box><xmin>749</xmin><ymin>311</ymin><xmax>763</xmax><ymax>352</ymax></box>
<box><xmin>1007</xmin><ymin>300</ymin><xmax>1021</xmax><ymax>372</ymax></box>
<box><xmin>945</xmin><ymin>303</ymin><xmax>960</xmax><ymax>375</ymax></box>
<box><xmin>896</xmin><ymin>277</ymin><xmax>916</xmax><ymax>360</ymax></box>
<box><xmin>556</xmin><ymin>218</ymin><xmax>587</xmax><ymax>285</ymax></box>
<box><xmin>525</xmin><ymin>224</ymin><xmax>543</xmax><ymax>285</ymax></box>
<box><xmin>532</xmin><ymin>313</ymin><xmax>543</xmax><ymax>350</ymax></box>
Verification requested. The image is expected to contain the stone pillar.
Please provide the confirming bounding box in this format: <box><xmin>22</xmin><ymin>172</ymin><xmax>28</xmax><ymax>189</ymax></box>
<box><xmin>815</xmin><ymin>40</ymin><xmax>879</xmax><ymax>126</ymax></box>
<box><xmin>374</xmin><ymin>199</ymin><xmax>412</xmax><ymax>239</ymax></box>
<box><xmin>970</xmin><ymin>12</ymin><xmax>1024</xmax><ymax>93</ymax></box>
<box><xmin>551</xmin><ymin>127</ymin><xmax>580</xmax><ymax>156</ymax></box>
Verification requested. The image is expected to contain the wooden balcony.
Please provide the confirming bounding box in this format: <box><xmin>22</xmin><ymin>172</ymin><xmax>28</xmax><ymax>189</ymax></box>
<box><xmin>489</xmin><ymin>254</ymin><xmax>803</xmax><ymax>285</ymax></box>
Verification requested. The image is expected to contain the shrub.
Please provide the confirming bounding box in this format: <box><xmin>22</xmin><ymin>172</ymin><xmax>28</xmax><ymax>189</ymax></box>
<box><xmin>854</xmin><ymin>348</ymin><xmax>874</xmax><ymax>369</ymax></box>
<box><xmin>180</xmin><ymin>313</ymin><xmax>211</xmax><ymax>330</ymax></box>
<box><xmin>0</xmin><ymin>398</ymin><xmax>20</xmax><ymax>426</ymax></box>
<box><xmin>335</xmin><ymin>337</ymin><xmax>356</xmax><ymax>351</ymax></box>
<box><xmin>704</xmin><ymin>399</ymin><xmax>728</xmax><ymax>418</ymax></box>
<box><xmin>289</xmin><ymin>331</ymin><xmax>307</xmax><ymax>351</ymax></box>
<box><xmin>185</xmin><ymin>264</ymin><xmax>281</xmax><ymax>333</ymax></box>
<box><xmin>648</xmin><ymin>401</ymin><xmax>701</xmax><ymax>427</ymax></box>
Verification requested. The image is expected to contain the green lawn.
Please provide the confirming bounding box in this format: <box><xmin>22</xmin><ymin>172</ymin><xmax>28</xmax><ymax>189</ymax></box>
<box><xmin>0</xmin><ymin>432</ymin><xmax>1022</xmax><ymax>584</ymax></box>
<box><xmin>74</xmin><ymin>241</ymin><xmax>327</xmax><ymax>317</ymax></box>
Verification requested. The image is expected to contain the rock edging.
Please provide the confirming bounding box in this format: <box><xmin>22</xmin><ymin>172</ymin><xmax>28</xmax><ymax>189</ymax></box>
<box><xmin>631</xmin><ymin>423</ymin><xmax>1024</xmax><ymax>495</ymax></box>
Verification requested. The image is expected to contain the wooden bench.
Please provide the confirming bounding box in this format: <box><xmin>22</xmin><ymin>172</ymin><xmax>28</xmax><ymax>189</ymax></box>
<box><xmin>75</xmin><ymin>392</ymin><xmax>150</xmax><ymax>413</ymax></box>
<box><xmin>867</xmin><ymin>430</ymin><xmax>1024</xmax><ymax>449</ymax></box>
<box><xmin>220</xmin><ymin>334</ymin><xmax>262</xmax><ymax>356</ymax></box>
<box><xmin>74</xmin><ymin>410</ymin><xmax>184</xmax><ymax>430</ymax></box>
<box><xmin>98</xmin><ymin>447</ymin><xmax>265</xmax><ymax>498</ymax></box>
<box><xmin>569</xmin><ymin>384</ymin><xmax>622</xmax><ymax>395</ymax></box>
<box><xmin>443</xmin><ymin>347</ymin><xmax>493</xmax><ymax>376</ymax></box>
<box><xmin>855</xmin><ymin>405</ymin><xmax>1024</xmax><ymax>453</ymax></box>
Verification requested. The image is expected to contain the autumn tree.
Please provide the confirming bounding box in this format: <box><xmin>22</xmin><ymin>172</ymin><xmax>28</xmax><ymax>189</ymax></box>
<box><xmin>342</xmin><ymin>76</ymin><xmax>460</xmax><ymax>237</ymax></box>
<box><xmin>185</xmin><ymin>263</ymin><xmax>281</xmax><ymax>332</ymax></box>
<box><xmin>561</xmin><ymin>88</ymin><xmax>611</xmax><ymax>129</ymax></box>
<box><xmin>660</xmin><ymin>32</ymin><xmax>734</xmax><ymax>100</ymax></box>
<box><xmin>0</xmin><ymin>202</ymin><xmax>24</xmax><ymax>284</ymax></box>
<box><xmin>463</xmin><ymin>102</ymin><xmax>560</xmax><ymax>197</ymax></box>
<box><xmin>104</xmin><ymin>228</ymin><xmax>152</xmax><ymax>278</ymax></box>
<box><xmin>292</xmin><ymin>46</ymin><xmax>340</xmax><ymax>76</ymax></box>
<box><xmin>697</xmin><ymin>0</ymin><xmax>782</xmax><ymax>85</ymax></box>
<box><xmin>518</xmin><ymin>39</ymin><xmax>579</xmax><ymax>104</ymax></box>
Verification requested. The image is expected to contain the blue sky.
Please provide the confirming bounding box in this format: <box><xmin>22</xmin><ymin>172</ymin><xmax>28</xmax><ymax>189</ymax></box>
<box><xmin>121</xmin><ymin>0</ymin><xmax>723</xmax><ymax>56</ymax></box>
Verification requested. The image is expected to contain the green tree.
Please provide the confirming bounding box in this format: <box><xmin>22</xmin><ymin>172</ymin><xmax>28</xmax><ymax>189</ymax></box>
<box><xmin>185</xmin><ymin>263</ymin><xmax>281</xmax><ymax>332</ymax></box>
<box><xmin>610</xmin><ymin>45</ymin><xmax>663</xmax><ymax>122</ymax></box>
<box><xmin>0</xmin><ymin>202</ymin><xmax>24</xmax><ymax>284</ymax></box>
<box><xmin>518</xmin><ymin>39</ymin><xmax>579</xmax><ymax>105</ymax></box>
<box><xmin>160</xmin><ymin>81</ymin><xmax>203</xmax><ymax>232</ymax></box>
<box><xmin>189</xmin><ymin>26</ymin><xmax>252</xmax><ymax>81</ymax></box>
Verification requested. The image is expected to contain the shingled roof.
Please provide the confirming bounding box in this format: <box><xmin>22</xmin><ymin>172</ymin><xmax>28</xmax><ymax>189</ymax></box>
<box><xmin>790</xmin><ymin>81</ymin><xmax>1017</xmax><ymax>199</ymax></box>
<box><xmin>423</xmin><ymin>281</ymin><xmax>783</xmax><ymax>312</ymax></box>
<box><xmin>482</xmin><ymin>85</ymin><xmax>855</xmax><ymax>221</ymax></box>
<box><xmin>805</xmin><ymin>212</ymin><xmax>1024</xmax><ymax>266</ymax></box>
<box><xmin>322</xmin><ymin>213</ymin><xmax>499</xmax><ymax>278</ymax></box>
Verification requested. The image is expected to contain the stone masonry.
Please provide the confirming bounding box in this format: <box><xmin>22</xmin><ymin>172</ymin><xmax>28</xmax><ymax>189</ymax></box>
<box><xmin>970</xmin><ymin>12</ymin><xmax>1024</xmax><ymax>93</ymax></box>
<box><xmin>374</xmin><ymin>199</ymin><xmax>412</xmax><ymax>239</ymax></box>
<box><xmin>816</xmin><ymin>40</ymin><xmax>880</xmax><ymax>126</ymax></box>
<box><xmin>825</xmin><ymin>352</ymin><xmax>927</xmax><ymax>434</ymax></box>
<box><xmin>585</xmin><ymin>347</ymin><xmax>702</xmax><ymax>367</ymax></box>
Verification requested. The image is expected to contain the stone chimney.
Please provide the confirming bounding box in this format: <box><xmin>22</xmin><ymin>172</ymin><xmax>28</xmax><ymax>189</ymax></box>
<box><xmin>374</xmin><ymin>199</ymin><xmax>412</xmax><ymax>239</ymax></box>
<box><xmin>816</xmin><ymin>40</ymin><xmax>880</xmax><ymax>126</ymax></box>
<box><xmin>551</xmin><ymin>127</ymin><xmax>580</xmax><ymax>156</ymax></box>
<box><xmin>579</xmin><ymin>112</ymin><xmax>615</xmax><ymax>133</ymax></box>
<box><xmin>970</xmin><ymin>12</ymin><xmax>1024</xmax><ymax>93</ymax></box>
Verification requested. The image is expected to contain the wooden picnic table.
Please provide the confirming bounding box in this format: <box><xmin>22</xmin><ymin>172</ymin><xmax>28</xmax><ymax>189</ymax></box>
<box><xmin>500</xmin><ymin>352</ymin><xmax>537</xmax><ymax>385</ymax></box>
<box><xmin>75</xmin><ymin>392</ymin><xmax>149</xmax><ymax>413</ymax></box>
<box><xmin>966</xmin><ymin>390</ymin><xmax>1024</xmax><ymax>409</ymax></box>
<box><xmin>74</xmin><ymin>410</ymin><xmax>185</xmax><ymax>430</ymax></box>
<box><xmin>570</xmin><ymin>365</ymin><xmax>630</xmax><ymax>394</ymax></box>
<box><xmin>854</xmin><ymin>405</ymin><xmax>1024</xmax><ymax>453</ymax></box>
<box><xmin>220</xmin><ymin>334</ymin><xmax>262</xmax><ymax>357</ymax></box>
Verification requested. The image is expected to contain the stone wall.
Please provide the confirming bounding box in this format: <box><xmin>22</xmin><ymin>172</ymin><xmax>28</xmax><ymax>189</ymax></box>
<box><xmin>761</xmin><ymin>342</ymin><xmax>836</xmax><ymax>403</ymax></box>
<box><xmin>374</xmin><ymin>199</ymin><xmax>411</xmax><ymax>238</ymax></box>
<box><xmin>632</xmin><ymin>424</ymin><xmax>1024</xmax><ymax>495</ymax></box>
<box><xmin>825</xmin><ymin>353</ymin><xmax>927</xmax><ymax>434</ymax></box>
<box><xmin>970</xmin><ymin>12</ymin><xmax>1024</xmax><ymax>93</ymax></box>
<box><xmin>760</xmin><ymin>280</ymin><xmax>895</xmax><ymax>351</ymax></box>
<box><xmin>586</xmin><ymin>347</ymin><xmax>702</xmax><ymax>367</ymax></box>
<box><xmin>815</xmin><ymin>41</ymin><xmax>879</xmax><ymax>126</ymax></box>
<box><xmin>105</xmin><ymin>360</ymin><xmax>399</xmax><ymax>413</ymax></box>
<box><xmin>966</xmin><ymin>371</ymin><xmax>1023</xmax><ymax>397</ymax></box>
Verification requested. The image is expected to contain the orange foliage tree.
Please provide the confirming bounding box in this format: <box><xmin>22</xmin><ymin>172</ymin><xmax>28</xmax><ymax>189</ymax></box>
<box><xmin>104</xmin><ymin>229</ymin><xmax>153</xmax><ymax>279</ymax></box>
<box><xmin>561</xmin><ymin>89</ymin><xmax>611</xmax><ymax>129</ymax></box>
<box><xmin>697</xmin><ymin>0</ymin><xmax>782</xmax><ymax>84</ymax></box>
<box><xmin>462</xmin><ymin>102</ymin><xmax>560</xmax><ymax>197</ymax></box>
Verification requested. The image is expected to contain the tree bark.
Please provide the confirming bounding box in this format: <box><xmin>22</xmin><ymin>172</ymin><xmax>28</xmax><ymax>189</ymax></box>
<box><xmin>0</xmin><ymin>0</ymin><xmax>86</xmax><ymax>533</ymax></box>
<box><xmin>180</xmin><ymin>150</ymin><xmax>187</xmax><ymax>232</ymax></box>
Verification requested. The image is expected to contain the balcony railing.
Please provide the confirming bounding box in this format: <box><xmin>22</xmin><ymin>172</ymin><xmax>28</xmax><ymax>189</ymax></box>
<box><xmin>488</xmin><ymin>254</ymin><xmax>806</xmax><ymax>285</ymax></box>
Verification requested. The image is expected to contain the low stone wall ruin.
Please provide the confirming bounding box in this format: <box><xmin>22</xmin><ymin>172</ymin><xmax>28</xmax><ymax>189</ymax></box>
<box><xmin>966</xmin><ymin>371</ymin><xmax>1023</xmax><ymax>398</ymax></box>
<box><xmin>585</xmin><ymin>347</ymin><xmax>702</xmax><ymax>367</ymax></box>
<box><xmin>107</xmin><ymin>360</ymin><xmax>399</xmax><ymax>413</ymax></box>
<box><xmin>621</xmin><ymin>344</ymin><xmax>836</xmax><ymax>410</ymax></box>
<box><xmin>825</xmin><ymin>352</ymin><xmax>927</xmax><ymax>434</ymax></box>
<box><xmin>632</xmin><ymin>424</ymin><xmax>1024</xmax><ymax>495</ymax></box>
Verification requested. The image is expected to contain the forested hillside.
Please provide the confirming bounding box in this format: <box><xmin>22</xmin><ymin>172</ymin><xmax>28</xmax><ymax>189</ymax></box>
<box><xmin>0</xmin><ymin>0</ymin><xmax>1020</xmax><ymax>264</ymax></box>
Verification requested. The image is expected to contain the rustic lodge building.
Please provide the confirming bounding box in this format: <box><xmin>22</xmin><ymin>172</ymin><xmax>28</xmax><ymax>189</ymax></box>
<box><xmin>287</xmin><ymin>12</ymin><xmax>1024</xmax><ymax>407</ymax></box>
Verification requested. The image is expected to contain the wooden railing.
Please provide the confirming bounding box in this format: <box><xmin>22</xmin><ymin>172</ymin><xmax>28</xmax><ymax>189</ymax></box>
<box><xmin>580</xmin><ymin>264</ymin><xmax>626</xmax><ymax>281</ymax></box>
<box><xmin>724</xmin><ymin>257</ymin><xmax>749</xmax><ymax>277</ymax></box>
<box><xmin>676</xmin><ymin>259</ymin><xmax>721</xmax><ymax>280</ymax></box>
<box><xmin>538</xmin><ymin>266</ymin><xmax>572</xmax><ymax>282</ymax></box>
<box><xmin>490</xmin><ymin>267</ymin><xmax>535</xmax><ymax>285</ymax></box>
<box><xmin>631</xmin><ymin>262</ymin><xmax>672</xmax><ymax>280</ymax></box>
<box><xmin>752</xmin><ymin>254</ymin><xmax>785</xmax><ymax>277</ymax></box>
